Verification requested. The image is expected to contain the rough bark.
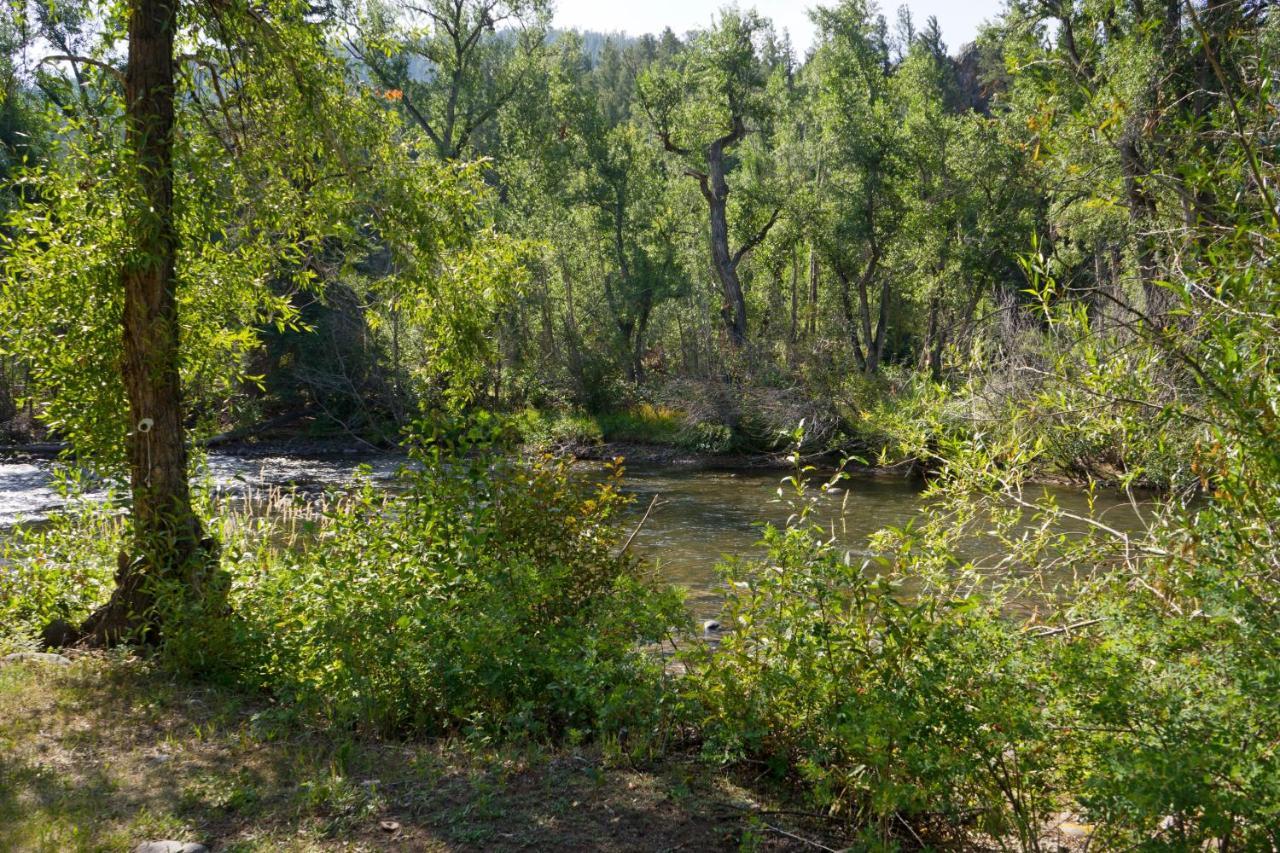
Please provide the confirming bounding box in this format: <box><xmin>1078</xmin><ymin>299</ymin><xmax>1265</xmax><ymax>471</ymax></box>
<box><xmin>919</xmin><ymin>292</ymin><xmax>943</xmax><ymax>380</ymax></box>
<box><xmin>667</xmin><ymin>115</ymin><xmax>777</xmax><ymax>349</ymax></box>
<box><xmin>788</xmin><ymin>247</ymin><xmax>799</xmax><ymax>355</ymax></box>
<box><xmin>700</xmin><ymin>123</ymin><xmax>750</xmax><ymax>346</ymax></box>
<box><xmin>806</xmin><ymin>244</ymin><xmax>819</xmax><ymax>338</ymax></box>
<box><xmin>632</xmin><ymin>288</ymin><xmax>653</xmax><ymax>384</ymax></box>
<box><xmin>79</xmin><ymin>0</ymin><xmax>214</xmax><ymax>646</ymax></box>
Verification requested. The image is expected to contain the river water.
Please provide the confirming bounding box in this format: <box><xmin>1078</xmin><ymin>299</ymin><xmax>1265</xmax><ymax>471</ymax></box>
<box><xmin>0</xmin><ymin>453</ymin><xmax>1150</xmax><ymax>618</ymax></box>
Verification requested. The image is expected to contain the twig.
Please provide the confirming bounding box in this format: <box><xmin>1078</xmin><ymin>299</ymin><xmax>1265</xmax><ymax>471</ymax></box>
<box><xmin>619</xmin><ymin>493</ymin><xmax>659</xmax><ymax>556</ymax></box>
<box><xmin>721</xmin><ymin>802</ymin><xmax>846</xmax><ymax>824</ymax></box>
<box><xmin>896</xmin><ymin>812</ymin><xmax>926</xmax><ymax>848</ymax></box>
<box><xmin>38</xmin><ymin>54</ymin><xmax>125</xmax><ymax>85</ymax></box>
<box><xmin>763</xmin><ymin>822</ymin><xmax>842</xmax><ymax>852</ymax></box>
<box><xmin>1028</xmin><ymin>618</ymin><xmax>1104</xmax><ymax>638</ymax></box>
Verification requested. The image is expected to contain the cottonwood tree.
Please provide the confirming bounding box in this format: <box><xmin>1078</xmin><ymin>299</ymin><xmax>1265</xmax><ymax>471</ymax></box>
<box><xmin>1</xmin><ymin>0</ymin><xmax>517</xmax><ymax>646</ymax></box>
<box><xmin>639</xmin><ymin>9</ymin><xmax>782</xmax><ymax>348</ymax></box>
<box><xmin>345</xmin><ymin>0</ymin><xmax>550</xmax><ymax>160</ymax></box>
<box><xmin>66</xmin><ymin>0</ymin><xmax>211</xmax><ymax>643</ymax></box>
<box><xmin>807</xmin><ymin>0</ymin><xmax>903</xmax><ymax>374</ymax></box>
<box><xmin>496</xmin><ymin>32</ymin><xmax>689</xmax><ymax>391</ymax></box>
<box><xmin>998</xmin><ymin>0</ymin><xmax>1263</xmax><ymax>325</ymax></box>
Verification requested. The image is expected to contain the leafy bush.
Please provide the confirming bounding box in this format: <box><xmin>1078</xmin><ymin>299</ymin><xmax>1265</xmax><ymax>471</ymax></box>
<box><xmin>682</xmin><ymin>457</ymin><xmax>1060</xmax><ymax>848</ymax></box>
<box><xmin>1049</xmin><ymin>563</ymin><xmax>1280</xmax><ymax>849</ymax></box>
<box><xmin>0</xmin><ymin>497</ymin><xmax>122</xmax><ymax>647</ymax></box>
<box><xmin>510</xmin><ymin>407</ymin><xmax>604</xmax><ymax>449</ymax></box>
<box><xmin>232</xmin><ymin>441</ymin><xmax>688</xmax><ymax>739</ymax></box>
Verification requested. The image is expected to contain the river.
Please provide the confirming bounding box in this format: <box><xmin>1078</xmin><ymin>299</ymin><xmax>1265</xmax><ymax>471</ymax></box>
<box><xmin>0</xmin><ymin>452</ymin><xmax>1151</xmax><ymax>619</ymax></box>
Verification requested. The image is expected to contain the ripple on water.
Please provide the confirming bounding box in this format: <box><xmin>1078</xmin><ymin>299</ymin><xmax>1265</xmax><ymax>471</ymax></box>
<box><xmin>0</xmin><ymin>463</ymin><xmax>67</xmax><ymax>527</ymax></box>
<box><xmin>0</xmin><ymin>454</ymin><xmax>407</xmax><ymax>527</ymax></box>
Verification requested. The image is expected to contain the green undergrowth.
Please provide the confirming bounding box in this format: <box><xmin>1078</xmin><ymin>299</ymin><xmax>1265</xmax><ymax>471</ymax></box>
<box><xmin>227</xmin><ymin>438</ymin><xmax>690</xmax><ymax>740</ymax></box>
<box><xmin>511</xmin><ymin>403</ymin><xmax>738</xmax><ymax>454</ymax></box>
<box><xmin>2</xmin><ymin>429</ymin><xmax>691</xmax><ymax>745</ymax></box>
<box><xmin>4</xmin><ymin>405</ymin><xmax>1278</xmax><ymax>848</ymax></box>
<box><xmin>0</xmin><ymin>496</ymin><xmax>125</xmax><ymax>642</ymax></box>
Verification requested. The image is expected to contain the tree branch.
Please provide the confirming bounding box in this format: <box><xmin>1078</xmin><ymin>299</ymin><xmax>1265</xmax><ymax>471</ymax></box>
<box><xmin>344</xmin><ymin>38</ymin><xmax>447</xmax><ymax>153</ymax></box>
<box><xmin>38</xmin><ymin>54</ymin><xmax>125</xmax><ymax>85</ymax></box>
<box><xmin>731</xmin><ymin>206</ymin><xmax>781</xmax><ymax>269</ymax></box>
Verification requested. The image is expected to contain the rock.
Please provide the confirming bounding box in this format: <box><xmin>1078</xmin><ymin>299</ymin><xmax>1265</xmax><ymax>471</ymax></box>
<box><xmin>2</xmin><ymin>652</ymin><xmax>71</xmax><ymax>666</ymax></box>
<box><xmin>133</xmin><ymin>843</ymin><xmax>207</xmax><ymax>853</ymax></box>
<box><xmin>703</xmin><ymin>620</ymin><xmax>722</xmax><ymax>634</ymax></box>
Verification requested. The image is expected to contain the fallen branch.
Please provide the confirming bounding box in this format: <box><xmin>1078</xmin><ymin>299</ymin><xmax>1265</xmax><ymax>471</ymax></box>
<box><xmin>202</xmin><ymin>409</ymin><xmax>313</xmax><ymax>448</ymax></box>
<box><xmin>763</xmin><ymin>822</ymin><xmax>842</xmax><ymax>852</ymax></box>
<box><xmin>619</xmin><ymin>493</ymin><xmax>660</xmax><ymax>556</ymax></box>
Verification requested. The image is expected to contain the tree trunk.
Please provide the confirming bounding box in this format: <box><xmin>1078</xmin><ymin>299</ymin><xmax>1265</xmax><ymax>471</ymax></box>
<box><xmin>868</xmin><ymin>277</ymin><xmax>891</xmax><ymax>374</ymax></box>
<box><xmin>806</xmin><ymin>244</ymin><xmax>819</xmax><ymax>338</ymax></box>
<box><xmin>788</xmin><ymin>247</ymin><xmax>798</xmax><ymax>361</ymax></box>
<box><xmin>79</xmin><ymin>0</ymin><xmax>214</xmax><ymax>646</ymax></box>
<box><xmin>836</xmin><ymin>267</ymin><xmax>868</xmax><ymax>373</ymax></box>
<box><xmin>704</xmin><ymin>143</ymin><xmax>748</xmax><ymax>347</ymax></box>
<box><xmin>919</xmin><ymin>292</ymin><xmax>943</xmax><ymax>380</ymax></box>
<box><xmin>633</xmin><ymin>289</ymin><xmax>653</xmax><ymax>385</ymax></box>
<box><xmin>835</xmin><ymin>247</ymin><xmax>883</xmax><ymax>375</ymax></box>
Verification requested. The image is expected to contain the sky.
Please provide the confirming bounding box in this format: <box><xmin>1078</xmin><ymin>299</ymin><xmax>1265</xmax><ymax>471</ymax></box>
<box><xmin>552</xmin><ymin>0</ymin><xmax>1004</xmax><ymax>55</ymax></box>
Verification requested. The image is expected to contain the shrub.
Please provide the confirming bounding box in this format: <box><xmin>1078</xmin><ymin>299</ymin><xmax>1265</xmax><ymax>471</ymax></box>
<box><xmin>510</xmin><ymin>407</ymin><xmax>604</xmax><ymax>450</ymax></box>
<box><xmin>0</xmin><ymin>496</ymin><xmax>122</xmax><ymax>648</ymax></box>
<box><xmin>232</xmin><ymin>440</ymin><xmax>688</xmax><ymax>739</ymax></box>
<box><xmin>682</xmin><ymin>459</ymin><xmax>1060</xmax><ymax>848</ymax></box>
<box><xmin>1043</xmin><ymin>502</ymin><xmax>1280</xmax><ymax>849</ymax></box>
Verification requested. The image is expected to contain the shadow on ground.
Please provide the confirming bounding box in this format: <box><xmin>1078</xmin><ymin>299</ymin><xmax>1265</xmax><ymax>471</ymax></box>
<box><xmin>0</xmin><ymin>655</ymin><xmax>817</xmax><ymax>852</ymax></box>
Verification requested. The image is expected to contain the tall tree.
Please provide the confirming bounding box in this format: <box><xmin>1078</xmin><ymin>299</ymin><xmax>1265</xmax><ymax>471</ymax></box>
<box><xmin>808</xmin><ymin>0</ymin><xmax>902</xmax><ymax>374</ymax></box>
<box><xmin>639</xmin><ymin>9</ymin><xmax>781</xmax><ymax>348</ymax></box>
<box><xmin>80</xmin><ymin>0</ymin><xmax>210</xmax><ymax>643</ymax></box>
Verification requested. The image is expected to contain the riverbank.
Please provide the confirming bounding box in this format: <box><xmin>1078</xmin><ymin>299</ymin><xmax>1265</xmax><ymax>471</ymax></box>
<box><xmin>0</xmin><ymin>435</ymin><xmax>824</xmax><ymax>477</ymax></box>
<box><xmin>0</xmin><ymin>653</ymin><xmax>843</xmax><ymax>852</ymax></box>
<box><xmin>1</xmin><ymin>653</ymin><xmax>1106</xmax><ymax>853</ymax></box>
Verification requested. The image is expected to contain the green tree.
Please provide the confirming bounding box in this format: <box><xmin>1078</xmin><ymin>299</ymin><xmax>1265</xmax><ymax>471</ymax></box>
<box><xmin>345</xmin><ymin>0</ymin><xmax>550</xmax><ymax>160</ymax></box>
<box><xmin>807</xmin><ymin>0</ymin><xmax>903</xmax><ymax>374</ymax></box>
<box><xmin>1</xmin><ymin>0</ymin><xmax>520</xmax><ymax>646</ymax></box>
<box><xmin>639</xmin><ymin>9</ymin><xmax>782</xmax><ymax>348</ymax></box>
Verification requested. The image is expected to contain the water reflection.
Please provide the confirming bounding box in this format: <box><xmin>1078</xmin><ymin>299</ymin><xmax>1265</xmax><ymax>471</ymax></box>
<box><xmin>618</xmin><ymin>466</ymin><xmax>927</xmax><ymax>616</ymax></box>
<box><xmin>617</xmin><ymin>464</ymin><xmax>1152</xmax><ymax>618</ymax></box>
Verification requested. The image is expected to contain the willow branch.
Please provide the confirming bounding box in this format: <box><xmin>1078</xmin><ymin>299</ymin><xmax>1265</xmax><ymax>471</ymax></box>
<box><xmin>38</xmin><ymin>55</ymin><xmax>125</xmax><ymax>85</ymax></box>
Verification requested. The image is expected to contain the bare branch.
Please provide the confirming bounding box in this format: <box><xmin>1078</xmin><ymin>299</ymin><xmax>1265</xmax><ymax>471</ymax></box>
<box><xmin>38</xmin><ymin>54</ymin><xmax>125</xmax><ymax>85</ymax></box>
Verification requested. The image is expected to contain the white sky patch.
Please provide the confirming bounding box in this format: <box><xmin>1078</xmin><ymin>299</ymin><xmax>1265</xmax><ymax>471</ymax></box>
<box><xmin>551</xmin><ymin>0</ymin><xmax>1004</xmax><ymax>55</ymax></box>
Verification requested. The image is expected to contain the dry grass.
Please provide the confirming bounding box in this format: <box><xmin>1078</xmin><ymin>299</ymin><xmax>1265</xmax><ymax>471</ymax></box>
<box><xmin>0</xmin><ymin>654</ymin><xmax>819</xmax><ymax>852</ymax></box>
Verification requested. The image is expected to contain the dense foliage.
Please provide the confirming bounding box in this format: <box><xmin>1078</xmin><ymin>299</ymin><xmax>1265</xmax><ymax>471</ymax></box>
<box><xmin>233</xmin><ymin>440</ymin><xmax>687</xmax><ymax>739</ymax></box>
<box><xmin>2</xmin><ymin>0</ymin><xmax>1279</xmax><ymax>848</ymax></box>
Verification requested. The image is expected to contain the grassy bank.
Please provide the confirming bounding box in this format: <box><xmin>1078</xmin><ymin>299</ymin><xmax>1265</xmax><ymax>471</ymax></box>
<box><xmin>0</xmin><ymin>654</ymin><xmax>832</xmax><ymax>852</ymax></box>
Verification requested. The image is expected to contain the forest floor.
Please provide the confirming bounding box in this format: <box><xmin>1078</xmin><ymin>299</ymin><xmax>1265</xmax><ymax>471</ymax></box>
<box><xmin>0</xmin><ymin>654</ymin><xmax>823</xmax><ymax>852</ymax></box>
